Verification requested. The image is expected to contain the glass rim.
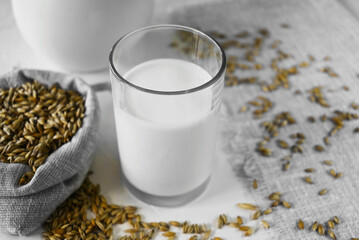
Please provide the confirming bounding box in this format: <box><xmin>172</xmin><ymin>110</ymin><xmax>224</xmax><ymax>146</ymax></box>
<box><xmin>109</xmin><ymin>24</ymin><xmax>226</xmax><ymax>95</ymax></box>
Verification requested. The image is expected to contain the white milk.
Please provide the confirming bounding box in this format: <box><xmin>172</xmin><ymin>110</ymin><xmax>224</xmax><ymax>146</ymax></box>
<box><xmin>113</xmin><ymin>59</ymin><xmax>219</xmax><ymax>196</ymax></box>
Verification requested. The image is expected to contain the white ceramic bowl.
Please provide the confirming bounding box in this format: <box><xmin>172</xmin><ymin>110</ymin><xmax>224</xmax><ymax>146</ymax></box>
<box><xmin>12</xmin><ymin>0</ymin><xmax>153</xmax><ymax>72</ymax></box>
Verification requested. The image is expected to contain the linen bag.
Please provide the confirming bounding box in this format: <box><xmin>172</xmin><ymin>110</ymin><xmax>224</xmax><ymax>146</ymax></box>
<box><xmin>0</xmin><ymin>69</ymin><xmax>100</xmax><ymax>235</ymax></box>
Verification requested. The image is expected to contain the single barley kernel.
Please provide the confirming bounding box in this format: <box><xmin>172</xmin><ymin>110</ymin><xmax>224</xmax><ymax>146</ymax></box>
<box><xmin>228</xmin><ymin>222</ymin><xmax>240</xmax><ymax>228</ymax></box>
<box><xmin>323</xmin><ymin>160</ymin><xmax>333</xmax><ymax>166</ymax></box>
<box><xmin>221</xmin><ymin>214</ymin><xmax>228</xmax><ymax>225</ymax></box>
<box><xmin>277</xmin><ymin>139</ymin><xmax>289</xmax><ymax>149</ymax></box>
<box><xmin>254</xmin><ymin>63</ymin><xmax>262</xmax><ymax>70</ymax></box>
<box><xmin>252</xmin><ymin>210</ymin><xmax>261</xmax><ymax>220</ymax></box>
<box><xmin>333</xmin><ymin>216</ymin><xmax>340</xmax><ymax>224</ymax></box>
<box><xmin>311</xmin><ymin>221</ymin><xmax>318</xmax><ymax>231</ymax></box>
<box><xmin>314</xmin><ymin>145</ymin><xmax>324</xmax><ymax>152</ymax></box>
<box><xmin>327</xmin><ymin>220</ymin><xmax>335</xmax><ymax>228</ymax></box>
<box><xmin>307</xmin><ymin>116</ymin><xmax>316</xmax><ymax>123</ymax></box>
<box><xmin>240</xmin><ymin>105</ymin><xmax>248</xmax><ymax>113</ymax></box>
<box><xmin>304</xmin><ymin>177</ymin><xmax>314</xmax><ymax>184</ymax></box>
<box><xmin>217</xmin><ymin>216</ymin><xmax>224</xmax><ymax>229</ymax></box>
<box><xmin>282</xmin><ymin>201</ymin><xmax>292</xmax><ymax>209</ymax></box>
<box><xmin>329</xmin><ymin>169</ymin><xmax>337</xmax><ymax>178</ymax></box>
<box><xmin>235</xmin><ymin>31</ymin><xmax>249</xmax><ymax>38</ymax></box>
<box><xmin>268</xmin><ymin>192</ymin><xmax>282</xmax><ymax>200</ymax></box>
<box><xmin>239</xmin><ymin>226</ymin><xmax>250</xmax><ymax>231</ymax></box>
<box><xmin>284</xmin><ymin>161</ymin><xmax>291</xmax><ymax>171</ymax></box>
<box><xmin>328</xmin><ymin>228</ymin><xmax>337</xmax><ymax>239</ymax></box>
<box><xmin>203</xmin><ymin>230</ymin><xmax>211</xmax><ymax>240</ymax></box>
<box><xmin>296</xmin><ymin>138</ymin><xmax>305</xmax><ymax>145</ymax></box>
<box><xmin>336</xmin><ymin>172</ymin><xmax>344</xmax><ymax>178</ymax></box>
<box><xmin>259</xmin><ymin>147</ymin><xmax>272</xmax><ymax>157</ymax></box>
<box><xmin>298</xmin><ymin>219</ymin><xmax>304</xmax><ymax>230</ymax></box>
<box><xmin>262</xmin><ymin>220</ymin><xmax>270</xmax><ymax>229</ymax></box>
<box><xmin>324</xmin><ymin>56</ymin><xmax>331</xmax><ymax>61</ymax></box>
<box><xmin>237</xmin><ymin>203</ymin><xmax>259</xmax><ymax>211</ymax></box>
<box><xmin>324</xmin><ymin>136</ymin><xmax>330</xmax><ymax>145</ymax></box>
<box><xmin>271</xmin><ymin>200</ymin><xmax>280</xmax><ymax>207</ymax></box>
<box><xmin>258</xmin><ymin>28</ymin><xmax>269</xmax><ymax>37</ymax></box>
<box><xmin>319</xmin><ymin>189</ymin><xmax>328</xmax><ymax>196</ymax></box>
<box><xmin>162</xmin><ymin>231</ymin><xmax>176</xmax><ymax>237</ymax></box>
<box><xmin>318</xmin><ymin>224</ymin><xmax>324</xmax><ymax>235</ymax></box>
<box><xmin>237</xmin><ymin>216</ymin><xmax>243</xmax><ymax>225</ymax></box>
<box><xmin>263</xmin><ymin>208</ymin><xmax>273</xmax><ymax>215</ymax></box>
<box><xmin>244</xmin><ymin>227</ymin><xmax>254</xmax><ymax>236</ymax></box>
<box><xmin>299</xmin><ymin>62</ymin><xmax>309</xmax><ymax>68</ymax></box>
<box><xmin>169</xmin><ymin>221</ymin><xmax>182</xmax><ymax>227</ymax></box>
<box><xmin>252</xmin><ymin>179</ymin><xmax>258</xmax><ymax>189</ymax></box>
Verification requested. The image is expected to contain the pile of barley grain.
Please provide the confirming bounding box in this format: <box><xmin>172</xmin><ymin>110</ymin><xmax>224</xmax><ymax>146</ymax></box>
<box><xmin>0</xmin><ymin>81</ymin><xmax>85</xmax><ymax>185</ymax></box>
<box><xmin>43</xmin><ymin>173</ymin><xmax>219</xmax><ymax>240</ymax></box>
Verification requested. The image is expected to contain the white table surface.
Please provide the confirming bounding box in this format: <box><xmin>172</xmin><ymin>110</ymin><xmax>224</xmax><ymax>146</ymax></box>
<box><xmin>0</xmin><ymin>0</ymin><xmax>268</xmax><ymax>239</ymax></box>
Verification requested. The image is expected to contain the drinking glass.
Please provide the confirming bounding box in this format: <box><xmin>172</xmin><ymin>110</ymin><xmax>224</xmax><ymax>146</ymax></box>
<box><xmin>109</xmin><ymin>25</ymin><xmax>226</xmax><ymax>206</ymax></box>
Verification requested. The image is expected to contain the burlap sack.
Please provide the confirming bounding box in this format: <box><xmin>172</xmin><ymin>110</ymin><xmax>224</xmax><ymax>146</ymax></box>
<box><xmin>0</xmin><ymin>69</ymin><xmax>100</xmax><ymax>235</ymax></box>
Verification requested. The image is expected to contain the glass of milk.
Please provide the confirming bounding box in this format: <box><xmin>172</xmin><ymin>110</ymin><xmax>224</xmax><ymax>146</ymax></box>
<box><xmin>109</xmin><ymin>25</ymin><xmax>226</xmax><ymax>206</ymax></box>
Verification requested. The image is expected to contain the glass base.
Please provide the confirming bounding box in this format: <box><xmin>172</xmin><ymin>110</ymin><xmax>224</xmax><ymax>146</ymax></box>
<box><xmin>124</xmin><ymin>176</ymin><xmax>211</xmax><ymax>207</ymax></box>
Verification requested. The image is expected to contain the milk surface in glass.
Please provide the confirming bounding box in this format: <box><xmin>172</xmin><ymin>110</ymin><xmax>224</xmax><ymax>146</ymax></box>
<box><xmin>114</xmin><ymin>58</ymin><xmax>219</xmax><ymax>197</ymax></box>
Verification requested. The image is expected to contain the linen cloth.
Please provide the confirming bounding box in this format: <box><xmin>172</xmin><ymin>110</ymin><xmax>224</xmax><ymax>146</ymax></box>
<box><xmin>0</xmin><ymin>69</ymin><xmax>100</xmax><ymax>235</ymax></box>
<box><xmin>171</xmin><ymin>0</ymin><xmax>359</xmax><ymax>239</ymax></box>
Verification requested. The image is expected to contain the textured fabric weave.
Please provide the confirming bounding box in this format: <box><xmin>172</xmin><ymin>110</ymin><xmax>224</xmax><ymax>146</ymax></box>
<box><xmin>0</xmin><ymin>69</ymin><xmax>100</xmax><ymax>235</ymax></box>
<box><xmin>171</xmin><ymin>0</ymin><xmax>359</xmax><ymax>239</ymax></box>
